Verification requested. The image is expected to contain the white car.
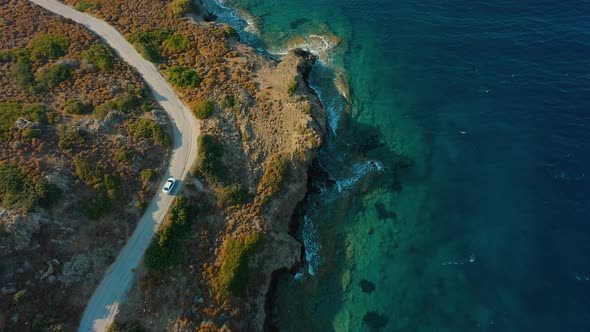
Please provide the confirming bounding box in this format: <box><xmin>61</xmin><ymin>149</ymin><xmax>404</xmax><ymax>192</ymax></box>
<box><xmin>162</xmin><ymin>177</ymin><xmax>176</xmax><ymax>194</ymax></box>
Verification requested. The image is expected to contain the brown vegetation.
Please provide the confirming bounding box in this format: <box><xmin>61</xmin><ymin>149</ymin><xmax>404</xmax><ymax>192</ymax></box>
<box><xmin>82</xmin><ymin>0</ymin><xmax>329</xmax><ymax>330</ymax></box>
<box><xmin>0</xmin><ymin>1</ymin><xmax>169</xmax><ymax>330</ymax></box>
<box><xmin>1</xmin><ymin>0</ymin><xmax>329</xmax><ymax>330</ymax></box>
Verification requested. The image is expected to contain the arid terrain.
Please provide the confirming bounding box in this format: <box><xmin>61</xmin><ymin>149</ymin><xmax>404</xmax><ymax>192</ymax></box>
<box><xmin>0</xmin><ymin>1</ymin><xmax>172</xmax><ymax>331</ymax></box>
<box><xmin>1</xmin><ymin>0</ymin><xmax>327</xmax><ymax>331</ymax></box>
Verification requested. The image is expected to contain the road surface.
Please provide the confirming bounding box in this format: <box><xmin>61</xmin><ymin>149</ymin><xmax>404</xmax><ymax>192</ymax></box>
<box><xmin>28</xmin><ymin>0</ymin><xmax>200</xmax><ymax>330</ymax></box>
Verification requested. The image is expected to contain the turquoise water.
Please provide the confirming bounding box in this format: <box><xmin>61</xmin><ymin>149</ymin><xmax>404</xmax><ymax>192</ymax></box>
<box><xmin>204</xmin><ymin>0</ymin><xmax>590</xmax><ymax>331</ymax></box>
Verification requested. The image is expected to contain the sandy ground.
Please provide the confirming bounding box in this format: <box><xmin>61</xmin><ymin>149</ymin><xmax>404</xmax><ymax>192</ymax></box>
<box><xmin>28</xmin><ymin>0</ymin><xmax>200</xmax><ymax>331</ymax></box>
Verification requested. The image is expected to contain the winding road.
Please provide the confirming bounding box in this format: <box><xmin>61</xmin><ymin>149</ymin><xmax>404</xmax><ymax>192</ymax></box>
<box><xmin>28</xmin><ymin>0</ymin><xmax>200</xmax><ymax>330</ymax></box>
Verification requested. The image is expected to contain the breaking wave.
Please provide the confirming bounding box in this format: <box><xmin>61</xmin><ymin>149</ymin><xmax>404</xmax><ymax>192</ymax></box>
<box><xmin>336</xmin><ymin>160</ymin><xmax>384</xmax><ymax>193</ymax></box>
<box><xmin>303</xmin><ymin>216</ymin><xmax>322</xmax><ymax>275</ymax></box>
<box><xmin>202</xmin><ymin>0</ymin><xmax>265</xmax><ymax>50</ymax></box>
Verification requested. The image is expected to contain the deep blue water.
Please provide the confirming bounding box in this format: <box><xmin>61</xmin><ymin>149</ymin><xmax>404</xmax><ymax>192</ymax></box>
<box><xmin>206</xmin><ymin>0</ymin><xmax>590</xmax><ymax>330</ymax></box>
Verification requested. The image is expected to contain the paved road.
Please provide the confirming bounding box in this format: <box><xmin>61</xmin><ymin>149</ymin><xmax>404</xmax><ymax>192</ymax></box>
<box><xmin>29</xmin><ymin>0</ymin><xmax>200</xmax><ymax>330</ymax></box>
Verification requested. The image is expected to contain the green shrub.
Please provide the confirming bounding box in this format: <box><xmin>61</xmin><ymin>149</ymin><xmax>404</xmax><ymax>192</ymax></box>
<box><xmin>0</xmin><ymin>102</ymin><xmax>47</xmax><ymax>141</ymax></box>
<box><xmin>133</xmin><ymin>42</ymin><xmax>161</xmax><ymax>62</ymax></box>
<box><xmin>10</xmin><ymin>55</ymin><xmax>35</xmax><ymax>91</ymax></box>
<box><xmin>169</xmin><ymin>0</ymin><xmax>193</xmax><ymax>17</ymax></box>
<box><xmin>113</xmin><ymin>94</ymin><xmax>142</xmax><ymax>112</ymax></box>
<box><xmin>47</xmin><ymin>112</ymin><xmax>62</xmax><ymax>125</ymax></box>
<box><xmin>13</xmin><ymin>289</ymin><xmax>27</xmax><ymax>303</ymax></box>
<box><xmin>0</xmin><ymin>50</ymin><xmax>12</xmax><ymax>62</ymax></box>
<box><xmin>81</xmin><ymin>192</ymin><xmax>111</xmax><ymax>220</ymax></box>
<box><xmin>190</xmin><ymin>99</ymin><xmax>213</xmax><ymax>119</ymax></box>
<box><xmin>166</xmin><ymin>66</ymin><xmax>200</xmax><ymax>88</ymax></box>
<box><xmin>107</xmin><ymin>321</ymin><xmax>148</xmax><ymax>332</ymax></box>
<box><xmin>162</xmin><ymin>34</ymin><xmax>190</xmax><ymax>52</ymax></box>
<box><xmin>287</xmin><ymin>78</ymin><xmax>298</xmax><ymax>95</ymax></box>
<box><xmin>58</xmin><ymin>127</ymin><xmax>87</xmax><ymax>151</ymax></box>
<box><xmin>215</xmin><ymin>233</ymin><xmax>263</xmax><ymax>297</ymax></box>
<box><xmin>215</xmin><ymin>183</ymin><xmax>250</xmax><ymax>207</ymax></box>
<box><xmin>221</xmin><ymin>95</ymin><xmax>235</xmax><ymax>108</ymax></box>
<box><xmin>38</xmin><ymin>183</ymin><xmax>63</xmax><ymax>209</ymax></box>
<box><xmin>302</xmin><ymin>104</ymin><xmax>312</xmax><ymax>115</ymax></box>
<box><xmin>192</xmin><ymin>134</ymin><xmax>224</xmax><ymax>184</ymax></box>
<box><xmin>21</xmin><ymin>103</ymin><xmax>48</xmax><ymax>124</ymax></box>
<box><xmin>113</xmin><ymin>145</ymin><xmax>137</xmax><ymax>163</ymax></box>
<box><xmin>0</xmin><ymin>102</ymin><xmax>22</xmax><ymax>141</ymax></box>
<box><xmin>73</xmin><ymin>158</ymin><xmax>122</xmax><ymax>218</ymax></box>
<box><xmin>73</xmin><ymin>157</ymin><xmax>102</xmax><ymax>187</ymax></box>
<box><xmin>81</xmin><ymin>43</ymin><xmax>114</xmax><ymax>70</ymax></box>
<box><xmin>127</xmin><ymin>118</ymin><xmax>170</xmax><ymax>146</ymax></box>
<box><xmin>64</xmin><ymin>99</ymin><xmax>92</xmax><ymax>115</ymax></box>
<box><xmin>145</xmin><ymin>196</ymin><xmax>194</xmax><ymax>271</ymax></box>
<box><xmin>98</xmin><ymin>174</ymin><xmax>123</xmax><ymax>203</ymax></box>
<box><xmin>0</xmin><ymin>163</ymin><xmax>49</xmax><ymax>212</ymax></box>
<box><xmin>212</xmin><ymin>25</ymin><xmax>238</xmax><ymax>38</ymax></box>
<box><xmin>76</xmin><ymin>1</ymin><xmax>100</xmax><ymax>12</ymax></box>
<box><xmin>127</xmin><ymin>29</ymin><xmax>171</xmax><ymax>62</ymax></box>
<box><xmin>37</xmin><ymin>63</ymin><xmax>72</xmax><ymax>88</ymax></box>
<box><xmin>22</xmin><ymin>128</ymin><xmax>41</xmax><ymax>139</ymax></box>
<box><xmin>140</xmin><ymin>168</ymin><xmax>156</xmax><ymax>182</ymax></box>
<box><xmin>75</xmin><ymin>168</ymin><xmax>121</xmax><ymax>219</ymax></box>
<box><xmin>259</xmin><ymin>154</ymin><xmax>290</xmax><ymax>196</ymax></box>
<box><xmin>122</xmin><ymin>83</ymin><xmax>147</xmax><ymax>97</ymax></box>
<box><xmin>95</xmin><ymin>93</ymin><xmax>142</xmax><ymax>116</ymax></box>
<box><xmin>32</xmin><ymin>317</ymin><xmax>64</xmax><ymax>332</ymax></box>
<box><xmin>29</xmin><ymin>34</ymin><xmax>70</xmax><ymax>61</ymax></box>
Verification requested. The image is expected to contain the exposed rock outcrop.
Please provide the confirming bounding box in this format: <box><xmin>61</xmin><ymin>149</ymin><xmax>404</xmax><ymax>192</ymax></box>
<box><xmin>0</xmin><ymin>209</ymin><xmax>50</xmax><ymax>257</ymax></box>
<box><xmin>246</xmin><ymin>49</ymin><xmax>327</xmax><ymax>329</ymax></box>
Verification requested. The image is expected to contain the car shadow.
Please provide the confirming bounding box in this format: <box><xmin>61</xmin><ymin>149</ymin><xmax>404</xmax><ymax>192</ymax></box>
<box><xmin>169</xmin><ymin>179</ymin><xmax>182</xmax><ymax>196</ymax></box>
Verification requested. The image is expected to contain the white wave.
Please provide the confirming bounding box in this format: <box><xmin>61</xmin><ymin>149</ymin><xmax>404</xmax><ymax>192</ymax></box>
<box><xmin>307</xmin><ymin>65</ymin><xmax>344</xmax><ymax>134</ymax></box>
<box><xmin>203</xmin><ymin>0</ymin><xmax>262</xmax><ymax>46</ymax></box>
<box><xmin>203</xmin><ymin>0</ymin><xmax>350</xmax><ymax>132</ymax></box>
<box><xmin>267</xmin><ymin>35</ymin><xmax>338</xmax><ymax>64</ymax></box>
<box><xmin>335</xmin><ymin>160</ymin><xmax>384</xmax><ymax>193</ymax></box>
<box><xmin>303</xmin><ymin>215</ymin><xmax>322</xmax><ymax>276</ymax></box>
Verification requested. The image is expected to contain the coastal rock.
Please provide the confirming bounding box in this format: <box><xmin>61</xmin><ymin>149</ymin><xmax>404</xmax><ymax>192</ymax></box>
<box><xmin>150</xmin><ymin>109</ymin><xmax>168</xmax><ymax>126</ymax></box>
<box><xmin>45</xmin><ymin>172</ymin><xmax>71</xmax><ymax>191</ymax></box>
<box><xmin>360</xmin><ymin>279</ymin><xmax>375</xmax><ymax>293</ymax></box>
<box><xmin>0</xmin><ymin>210</ymin><xmax>46</xmax><ymax>257</ymax></box>
<box><xmin>248</xmin><ymin>49</ymin><xmax>327</xmax><ymax>329</ymax></box>
<box><xmin>363</xmin><ymin>311</ymin><xmax>389</xmax><ymax>329</ymax></box>
<box><xmin>280</xmin><ymin>27</ymin><xmax>341</xmax><ymax>61</ymax></box>
<box><xmin>1</xmin><ymin>284</ymin><xmax>16</xmax><ymax>295</ymax></box>
<box><xmin>59</xmin><ymin>254</ymin><xmax>90</xmax><ymax>287</ymax></box>
<box><xmin>14</xmin><ymin>118</ymin><xmax>39</xmax><ymax>130</ymax></box>
<box><xmin>40</xmin><ymin>262</ymin><xmax>54</xmax><ymax>280</ymax></box>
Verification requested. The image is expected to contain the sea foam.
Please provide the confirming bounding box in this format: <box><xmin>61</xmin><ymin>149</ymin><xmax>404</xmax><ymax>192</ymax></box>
<box><xmin>336</xmin><ymin>160</ymin><xmax>384</xmax><ymax>193</ymax></box>
<box><xmin>303</xmin><ymin>215</ymin><xmax>322</xmax><ymax>275</ymax></box>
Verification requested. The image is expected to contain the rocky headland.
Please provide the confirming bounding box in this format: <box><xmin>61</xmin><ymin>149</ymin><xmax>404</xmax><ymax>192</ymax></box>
<box><xmin>42</xmin><ymin>0</ymin><xmax>329</xmax><ymax>330</ymax></box>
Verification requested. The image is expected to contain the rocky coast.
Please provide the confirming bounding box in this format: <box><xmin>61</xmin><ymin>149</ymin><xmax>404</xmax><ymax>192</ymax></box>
<box><xmin>0</xmin><ymin>0</ymin><xmax>329</xmax><ymax>330</ymax></box>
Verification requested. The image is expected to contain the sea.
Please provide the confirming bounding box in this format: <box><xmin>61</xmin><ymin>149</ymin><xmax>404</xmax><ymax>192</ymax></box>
<box><xmin>201</xmin><ymin>0</ymin><xmax>590</xmax><ymax>331</ymax></box>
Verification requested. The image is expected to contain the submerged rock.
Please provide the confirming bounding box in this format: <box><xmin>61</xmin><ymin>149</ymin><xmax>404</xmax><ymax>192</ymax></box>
<box><xmin>363</xmin><ymin>311</ymin><xmax>389</xmax><ymax>329</ymax></box>
<box><xmin>375</xmin><ymin>202</ymin><xmax>397</xmax><ymax>220</ymax></box>
<box><xmin>360</xmin><ymin>279</ymin><xmax>375</xmax><ymax>293</ymax></box>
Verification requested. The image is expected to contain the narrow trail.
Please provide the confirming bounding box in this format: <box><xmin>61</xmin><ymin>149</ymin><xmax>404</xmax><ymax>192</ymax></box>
<box><xmin>28</xmin><ymin>0</ymin><xmax>200</xmax><ymax>330</ymax></box>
